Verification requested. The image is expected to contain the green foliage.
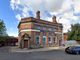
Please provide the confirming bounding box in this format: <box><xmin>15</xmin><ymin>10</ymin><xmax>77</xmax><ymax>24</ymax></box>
<box><xmin>68</xmin><ymin>23</ymin><xmax>80</xmax><ymax>40</ymax></box>
<box><xmin>0</xmin><ymin>19</ymin><xmax>8</xmax><ymax>42</ymax></box>
<box><xmin>0</xmin><ymin>19</ymin><xmax>7</xmax><ymax>36</ymax></box>
<box><xmin>0</xmin><ymin>36</ymin><xmax>9</xmax><ymax>42</ymax></box>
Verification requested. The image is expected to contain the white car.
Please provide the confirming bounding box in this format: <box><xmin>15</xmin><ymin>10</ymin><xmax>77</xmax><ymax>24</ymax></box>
<box><xmin>64</xmin><ymin>40</ymin><xmax>79</xmax><ymax>47</ymax></box>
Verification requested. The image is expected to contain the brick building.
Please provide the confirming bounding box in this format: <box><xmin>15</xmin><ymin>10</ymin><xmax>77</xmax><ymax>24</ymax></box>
<box><xmin>63</xmin><ymin>33</ymin><xmax>68</xmax><ymax>41</ymax></box>
<box><xmin>18</xmin><ymin>11</ymin><xmax>63</xmax><ymax>48</ymax></box>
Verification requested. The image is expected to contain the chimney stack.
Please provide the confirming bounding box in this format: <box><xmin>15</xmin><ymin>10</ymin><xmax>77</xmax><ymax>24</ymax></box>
<box><xmin>36</xmin><ymin>11</ymin><xmax>40</xmax><ymax>19</ymax></box>
<box><xmin>52</xmin><ymin>16</ymin><xmax>57</xmax><ymax>23</ymax></box>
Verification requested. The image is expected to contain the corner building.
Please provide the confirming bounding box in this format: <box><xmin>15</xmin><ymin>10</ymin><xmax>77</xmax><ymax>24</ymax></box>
<box><xmin>18</xmin><ymin>11</ymin><xmax>63</xmax><ymax>48</ymax></box>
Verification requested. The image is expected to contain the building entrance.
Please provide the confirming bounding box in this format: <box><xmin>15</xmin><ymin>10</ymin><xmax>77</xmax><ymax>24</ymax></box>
<box><xmin>43</xmin><ymin>36</ymin><xmax>46</xmax><ymax>47</ymax></box>
<box><xmin>24</xmin><ymin>40</ymin><xmax>28</xmax><ymax>48</ymax></box>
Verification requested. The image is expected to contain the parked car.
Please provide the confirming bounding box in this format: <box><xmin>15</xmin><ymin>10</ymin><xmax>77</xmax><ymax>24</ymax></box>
<box><xmin>62</xmin><ymin>40</ymin><xmax>79</xmax><ymax>49</ymax></box>
<box><xmin>64</xmin><ymin>40</ymin><xmax>78</xmax><ymax>47</ymax></box>
<box><xmin>65</xmin><ymin>46</ymin><xmax>80</xmax><ymax>54</ymax></box>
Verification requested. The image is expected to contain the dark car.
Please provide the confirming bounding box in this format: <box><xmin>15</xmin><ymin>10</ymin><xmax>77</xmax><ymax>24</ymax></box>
<box><xmin>65</xmin><ymin>46</ymin><xmax>80</xmax><ymax>54</ymax></box>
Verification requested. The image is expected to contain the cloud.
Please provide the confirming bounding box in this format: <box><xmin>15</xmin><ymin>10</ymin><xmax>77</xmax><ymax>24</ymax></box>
<box><xmin>8</xmin><ymin>32</ymin><xmax>18</xmax><ymax>37</ymax></box>
<box><xmin>10</xmin><ymin>0</ymin><xmax>64</xmax><ymax>20</ymax></box>
<box><xmin>10</xmin><ymin>0</ymin><xmax>80</xmax><ymax>33</ymax></box>
<box><xmin>7</xmin><ymin>28</ymin><xmax>18</xmax><ymax>37</ymax></box>
<box><xmin>16</xmin><ymin>14</ymin><xmax>21</xmax><ymax>20</ymax></box>
<box><xmin>74</xmin><ymin>0</ymin><xmax>80</xmax><ymax>13</ymax></box>
<box><xmin>56</xmin><ymin>0</ymin><xmax>80</xmax><ymax>32</ymax></box>
<box><xmin>10</xmin><ymin>0</ymin><xmax>20</xmax><ymax>10</ymax></box>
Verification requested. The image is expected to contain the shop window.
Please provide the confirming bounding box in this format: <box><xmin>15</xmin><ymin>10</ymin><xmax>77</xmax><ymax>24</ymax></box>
<box><xmin>53</xmin><ymin>37</ymin><xmax>57</xmax><ymax>43</ymax></box>
<box><xmin>36</xmin><ymin>36</ymin><xmax>39</xmax><ymax>45</ymax></box>
<box><xmin>53</xmin><ymin>38</ymin><xmax>56</xmax><ymax>43</ymax></box>
<box><xmin>48</xmin><ymin>37</ymin><xmax>52</xmax><ymax>46</ymax></box>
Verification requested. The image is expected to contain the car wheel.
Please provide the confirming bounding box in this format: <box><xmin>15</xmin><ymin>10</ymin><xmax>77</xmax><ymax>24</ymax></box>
<box><xmin>76</xmin><ymin>51</ymin><xmax>79</xmax><ymax>55</ymax></box>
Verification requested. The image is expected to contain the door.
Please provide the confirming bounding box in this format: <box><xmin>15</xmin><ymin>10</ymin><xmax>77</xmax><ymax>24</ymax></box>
<box><xmin>43</xmin><ymin>36</ymin><xmax>46</xmax><ymax>47</ymax></box>
<box><xmin>24</xmin><ymin>40</ymin><xmax>28</xmax><ymax>48</ymax></box>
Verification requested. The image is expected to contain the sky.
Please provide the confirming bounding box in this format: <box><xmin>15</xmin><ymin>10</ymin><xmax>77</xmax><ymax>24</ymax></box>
<box><xmin>0</xmin><ymin>0</ymin><xmax>80</xmax><ymax>37</ymax></box>
<box><xmin>0</xmin><ymin>0</ymin><xmax>19</xmax><ymax>37</ymax></box>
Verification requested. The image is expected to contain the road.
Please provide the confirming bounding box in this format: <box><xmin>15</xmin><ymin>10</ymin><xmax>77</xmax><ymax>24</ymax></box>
<box><xmin>0</xmin><ymin>46</ymin><xmax>80</xmax><ymax>60</ymax></box>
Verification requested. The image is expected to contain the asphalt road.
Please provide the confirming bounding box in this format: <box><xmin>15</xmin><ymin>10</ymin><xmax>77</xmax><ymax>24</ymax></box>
<box><xmin>0</xmin><ymin>46</ymin><xmax>80</xmax><ymax>60</ymax></box>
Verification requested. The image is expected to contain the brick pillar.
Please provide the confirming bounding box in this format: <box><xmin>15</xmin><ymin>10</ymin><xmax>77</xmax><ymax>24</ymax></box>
<box><xmin>33</xmin><ymin>32</ymin><xmax>36</xmax><ymax>45</ymax></box>
<box><xmin>46</xmin><ymin>32</ymin><xmax>49</xmax><ymax>46</ymax></box>
<box><xmin>40</xmin><ymin>32</ymin><xmax>43</xmax><ymax>45</ymax></box>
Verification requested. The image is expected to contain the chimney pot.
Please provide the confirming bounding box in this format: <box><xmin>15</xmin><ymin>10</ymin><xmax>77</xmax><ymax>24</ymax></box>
<box><xmin>52</xmin><ymin>16</ymin><xmax>57</xmax><ymax>23</ymax></box>
<box><xmin>36</xmin><ymin>11</ymin><xmax>40</xmax><ymax>19</ymax></box>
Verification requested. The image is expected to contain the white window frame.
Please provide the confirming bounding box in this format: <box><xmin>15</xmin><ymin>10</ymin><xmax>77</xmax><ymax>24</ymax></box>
<box><xmin>48</xmin><ymin>36</ymin><xmax>52</xmax><ymax>44</ymax></box>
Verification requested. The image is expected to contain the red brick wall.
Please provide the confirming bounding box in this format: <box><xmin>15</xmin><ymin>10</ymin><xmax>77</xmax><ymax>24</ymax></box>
<box><xmin>19</xmin><ymin>23</ymin><xmax>34</xmax><ymax>30</ymax></box>
<box><xmin>63</xmin><ymin>33</ymin><xmax>68</xmax><ymax>41</ymax></box>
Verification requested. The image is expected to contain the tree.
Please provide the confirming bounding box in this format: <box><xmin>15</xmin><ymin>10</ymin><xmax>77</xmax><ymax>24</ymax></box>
<box><xmin>0</xmin><ymin>19</ymin><xmax>8</xmax><ymax>44</ymax></box>
<box><xmin>68</xmin><ymin>23</ymin><xmax>80</xmax><ymax>40</ymax></box>
<box><xmin>0</xmin><ymin>19</ymin><xmax>7</xmax><ymax>36</ymax></box>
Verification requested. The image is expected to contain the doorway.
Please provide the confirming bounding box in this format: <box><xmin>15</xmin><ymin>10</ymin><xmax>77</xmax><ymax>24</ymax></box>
<box><xmin>24</xmin><ymin>40</ymin><xmax>28</xmax><ymax>48</ymax></box>
<box><xmin>42</xmin><ymin>36</ymin><xmax>46</xmax><ymax>47</ymax></box>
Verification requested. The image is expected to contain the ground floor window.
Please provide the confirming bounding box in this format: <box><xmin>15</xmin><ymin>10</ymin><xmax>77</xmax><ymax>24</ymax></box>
<box><xmin>36</xmin><ymin>36</ymin><xmax>40</xmax><ymax>47</ymax></box>
<box><xmin>59</xmin><ymin>40</ymin><xmax>62</xmax><ymax>46</ymax></box>
<box><xmin>48</xmin><ymin>37</ymin><xmax>52</xmax><ymax>46</ymax></box>
<box><xmin>53</xmin><ymin>37</ymin><xmax>56</xmax><ymax>43</ymax></box>
<box><xmin>53</xmin><ymin>37</ymin><xmax>57</xmax><ymax>44</ymax></box>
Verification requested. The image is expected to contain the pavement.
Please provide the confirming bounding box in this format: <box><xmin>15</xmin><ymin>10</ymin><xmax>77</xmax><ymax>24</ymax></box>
<box><xmin>10</xmin><ymin>46</ymin><xmax>65</xmax><ymax>53</ymax></box>
<box><xmin>0</xmin><ymin>46</ymin><xmax>80</xmax><ymax>60</ymax></box>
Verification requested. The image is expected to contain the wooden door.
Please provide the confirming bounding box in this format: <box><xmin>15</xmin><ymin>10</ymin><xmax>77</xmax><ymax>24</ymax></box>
<box><xmin>24</xmin><ymin>40</ymin><xmax>28</xmax><ymax>48</ymax></box>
